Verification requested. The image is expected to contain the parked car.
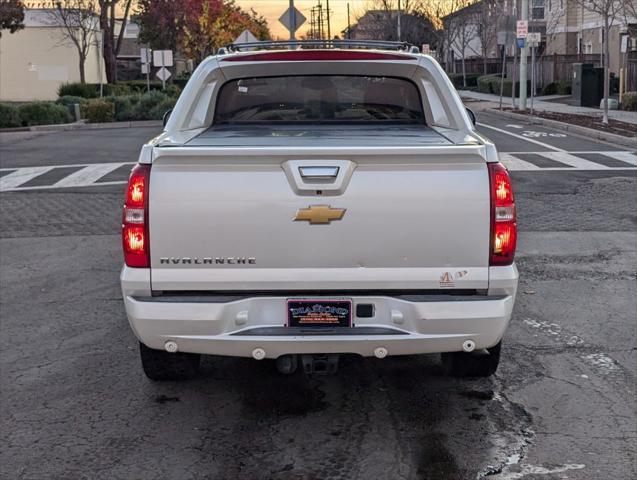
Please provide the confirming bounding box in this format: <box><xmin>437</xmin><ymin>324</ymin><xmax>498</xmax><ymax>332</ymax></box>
<box><xmin>120</xmin><ymin>42</ymin><xmax>518</xmax><ymax>380</ymax></box>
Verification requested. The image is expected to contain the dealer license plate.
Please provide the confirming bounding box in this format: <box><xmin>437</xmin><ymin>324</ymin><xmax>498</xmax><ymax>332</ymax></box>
<box><xmin>287</xmin><ymin>299</ymin><xmax>352</xmax><ymax>328</ymax></box>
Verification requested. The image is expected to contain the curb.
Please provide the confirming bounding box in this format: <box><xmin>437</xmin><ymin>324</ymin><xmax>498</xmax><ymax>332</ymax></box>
<box><xmin>485</xmin><ymin>108</ymin><xmax>637</xmax><ymax>149</ymax></box>
<box><xmin>0</xmin><ymin>120</ymin><xmax>162</xmax><ymax>134</ymax></box>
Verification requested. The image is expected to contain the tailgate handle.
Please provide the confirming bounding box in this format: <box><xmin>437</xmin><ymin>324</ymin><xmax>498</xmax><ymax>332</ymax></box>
<box><xmin>299</xmin><ymin>166</ymin><xmax>339</xmax><ymax>180</ymax></box>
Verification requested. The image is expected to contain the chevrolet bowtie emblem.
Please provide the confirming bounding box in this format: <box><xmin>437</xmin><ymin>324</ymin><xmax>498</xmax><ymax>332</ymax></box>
<box><xmin>294</xmin><ymin>205</ymin><xmax>346</xmax><ymax>225</ymax></box>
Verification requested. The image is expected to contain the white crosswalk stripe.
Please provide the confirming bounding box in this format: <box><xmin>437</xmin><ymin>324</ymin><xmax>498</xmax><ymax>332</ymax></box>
<box><xmin>601</xmin><ymin>151</ymin><xmax>637</xmax><ymax>166</ymax></box>
<box><xmin>0</xmin><ymin>153</ymin><xmax>635</xmax><ymax>192</ymax></box>
<box><xmin>537</xmin><ymin>152</ymin><xmax>610</xmax><ymax>170</ymax></box>
<box><xmin>499</xmin><ymin>153</ymin><xmax>540</xmax><ymax>171</ymax></box>
<box><xmin>53</xmin><ymin>163</ymin><xmax>125</xmax><ymax>188</ymax></box>
<box><xmin>0</xmin><ymin>166</ymin><xmax>54</xmax><ymax>190</ymax></box>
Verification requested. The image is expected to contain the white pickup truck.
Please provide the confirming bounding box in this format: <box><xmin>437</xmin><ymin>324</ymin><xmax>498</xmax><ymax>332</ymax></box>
<box><xmin>120</xmin><ymin>42</ymin><xmax>518</xmax><ymax>380</ymax></box>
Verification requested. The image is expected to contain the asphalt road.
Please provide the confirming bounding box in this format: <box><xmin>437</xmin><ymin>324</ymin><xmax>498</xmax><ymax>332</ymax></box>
<box><xmin>1</xmin><ymin>111</ymin><xmax>635</xmax><ymax>480</ymax></box>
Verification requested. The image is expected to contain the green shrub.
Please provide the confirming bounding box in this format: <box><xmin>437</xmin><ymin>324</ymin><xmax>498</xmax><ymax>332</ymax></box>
<box><xmin>622</xmin><ymin>91</ymin><xmax>637</xmax><ymax>111</ymax></box>
<box><xmin>164</xmin><ymin>83</ymin><xmax>182</xmax><ymax>98</ymax></box>
<box><xmin>58</xmin><ymin>82</ymin><xmax>98</xmax><ymax>98</ymax></box>
<box><xmin>83</xmin><ymin>99</ymin><xmax>115</xmax><ymax>123</ymax></box>
<box><xmin>103</xmin><ymin>83</ymin><xmax>133</xmax><ymax>97</ymax></box>
<box><xmin>447</xmin><ymin>73</ymin><xmax>480</xmax><ymax>89</ymax></box>
<box><xmin>557</xmin><ymin>80</ymin><xmax>572</xmax><ymax>95</ymax></box>
<box><xmin>477</xmin><ymin>74</ymin><xmax>499</xmax><ymax>94</ymax></box>
<box><xmin>541</xmin><ymin>82</ymin><xmax>558</xmax><ymax>95</ymax></box>
<box><xmin>0</xmin><ymin>103</ymin><xmax>22</xmax><ymax>128</ymax></box>
<box><xmin>132</xmin><ymin>91</ymin><xmax>176</xmax><ymax>120</ymax></box>
<box><xmin>108</xmin><ymin>94</ymin><xmax>140</xmax><ymax>121</ymax></box>
<box><xmin>18</xmin><ymin>102</ymin><xmax>72</xmax><ymax>126</ymax></box>
<box><xmin>56</xmin><ymin>95</ymin><xmax>88</xmax><ymax>107</ymax></box>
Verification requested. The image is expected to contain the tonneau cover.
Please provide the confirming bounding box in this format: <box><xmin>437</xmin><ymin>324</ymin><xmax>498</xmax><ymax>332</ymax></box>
<box><xmin>185</xmin><ymin>124</ymin><xmax>453</xmax><ymax>147</ymax></box>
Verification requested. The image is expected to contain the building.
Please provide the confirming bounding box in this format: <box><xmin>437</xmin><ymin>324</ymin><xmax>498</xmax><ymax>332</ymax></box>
<box><xmin>0</xmin><ymin>8</ymin><xmax>105</xmax><ymax>101</ymax></box>
<box><xmin>348</xmin><ymin>10</ymin><xmax>435</xmax><ymax>48</ymax></box>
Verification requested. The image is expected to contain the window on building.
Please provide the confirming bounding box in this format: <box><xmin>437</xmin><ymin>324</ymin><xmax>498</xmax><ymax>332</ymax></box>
<box><xmin>532</xmin><ymin>0</ymin><xmax>545</xmax><ymax>20</ymax></box>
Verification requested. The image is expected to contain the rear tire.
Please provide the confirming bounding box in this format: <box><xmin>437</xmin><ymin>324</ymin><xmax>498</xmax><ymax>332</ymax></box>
<box><xmin>441</xmin><ymin>341</ymin><xmax>501</xmax><ymax>378</ymax></box>
<box><xmin>139</xmin><ymin>342</ymin><xmax>201</xmax><ymax>381</ymax></box>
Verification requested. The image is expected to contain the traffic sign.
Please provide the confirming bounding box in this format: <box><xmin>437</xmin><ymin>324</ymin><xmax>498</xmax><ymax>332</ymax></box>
<box><xmin>234</xmin><ymin>29</ymin><xmax>258</xmax><ymax>44</ymax></box>
<box><xmin>517</xmin><ymin>38</ymin><xmax>526</xmax><ymax>48</ymax></box>
<box><xmin>422</xmin><ymin>44</ymin><xmax>430</xmax><ymax>54</ymax></box>
<box><xmin>527</xmin><ymin>32</ymin><xmax>541</xmax><ymax>46</ymax></box>
<box><xmin>141</xmin><ymin>63</ymin><xmax>149</xmax><ymax>74</ymax></box>
<box><xmin>516</xmin><ymin>20</ymin><xmax>528</xmax><ymax>38</ymax></box>
<box><xmin>140</xmin><ymin>48</ymin><xmax>151</xmax><ymax>65</ymax></box>
<box><xmin>279</xmin><ymin>6</ymin><xmax>306</xmax><ymax>33</ymax></box>
<box><xmin>156</xmin><ymin>67</ymin><xmax>171</xmax><ymax>82</ymax></box>
<box><xmin>153</xmin><ymin>50</ymin><xmax>173</xmax><ymax>67</ymax></box>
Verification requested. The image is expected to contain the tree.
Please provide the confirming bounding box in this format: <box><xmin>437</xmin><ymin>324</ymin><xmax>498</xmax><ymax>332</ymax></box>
<box><xmin>47</xmin><ymin>1</ymin><xmax>99</xmax><ymax>84</ymax></box>
<box><xmin>137</xmin><ymin>0</ymin><xmax>184</xmax><ymax>51</ymax></box>
<box><xmin>440</xmin><ymin>0</ymin><xmax>479</xmax><ymax>86</ymax></box>
<box><xmin>0</xmin><ymin>0</ymin><xmax>25</xmax><ymax>37</ymax></box>
<box><xmin>474</xmin><ymin>0</ymin><xmax>500</xmax><ymax>74</ymax></box>
<box><xmin>97</xmin><ymin>0</ymin><xmax>133</xmax><ymax>83</ymax></box>
<box><xmin>137</xmin><ymin>0</ymin><xmax>271</xmax><ymax>65</ymax></box>
<box><xmin>571</xmin><ymin>0</ymin><xmax>623</xmax><ymax>124</ymax></box>
<box><xmin>420</xmin><ymin>0</ymin><xmax>466</xmax><ymax>72</ymax></box>
<box><xmin>355</xmin><ymin>0</ymin><xmax>434</xmax><ymax>44</ymax></box>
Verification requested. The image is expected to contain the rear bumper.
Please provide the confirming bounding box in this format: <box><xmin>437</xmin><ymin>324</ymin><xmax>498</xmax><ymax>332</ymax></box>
<box><xmin>121</xmin><ymin>265</ymin><xmax>518</xmax><ymax>358</ymax></box>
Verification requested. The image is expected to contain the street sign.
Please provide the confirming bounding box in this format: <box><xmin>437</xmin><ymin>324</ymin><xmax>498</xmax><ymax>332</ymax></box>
<box><xmin>279</xmin><ymin>6</ymin><xmax>306</xmax><ymax>34</ymax></box>
<box><xmin>422</xmin><ymin>44</ymin><xmax>430</xmax><ymax>54</ymax></box>
<box><xmin>517</xmin><ymin>38</ymin><xmax>526</xmax><ymax>48</ymax></box>
<box><xmin>153</xmin><ymin>50</ymin><xmax>173</xmax><ymax>67</ymax></box>
<box><xmin>234</xmin><ymin>29</ymin><xmax>258</xmax><ymax>44</ymax></box>
<box><xmin>141</xmin><ymin>63</ymin><xmax>149</xmax><ymax>74</ymax></box>
<box><xmin>620</xmin><ymin>35</ymin><xmax>628</xmax><ymax>53</ymax></box>
<box><xmin>156</xmin><ymin>67</ymin><xmax>171</xmax><ymax>82</ymax></box>
<box><xmin>516</xmin><ymin>20</ymin><xmax>528</xmax><ymax>39</ymax></box>
<box><xmin>527</xmin><ymin>32</ymin><xmax>541</xmax><ymax>46</ymax></box>
<box><xmin>140</xmin><ymin>48</ymin><xmax>151</xmax><ymax>65</ymax></box>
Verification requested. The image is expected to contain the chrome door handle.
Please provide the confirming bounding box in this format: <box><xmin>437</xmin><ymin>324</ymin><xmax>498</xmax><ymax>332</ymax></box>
<box><xmin>298</xmin><ymin>166</ymin><xmax>340</xmax><ymax>179</ymax></box>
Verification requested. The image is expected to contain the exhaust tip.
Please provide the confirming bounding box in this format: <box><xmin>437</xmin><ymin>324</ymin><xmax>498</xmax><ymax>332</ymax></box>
<box><xmin>252</xmin><ymin>348</ymin><xmax>266</xmax><ymax>360</ymax></box>
<box><xmin>164</xmin><ymin>341</ymin><xmax>178</xmax><ymax>353</ymax></box>
<box><xmin>462</xmin><ymin>340</ymin><xmax>476</xmax><ymax>353</ymax></box>
<box><xmin>374</xmin><ymin>347</ymin><xmax>388</xmax><ymax>359</ymax></box>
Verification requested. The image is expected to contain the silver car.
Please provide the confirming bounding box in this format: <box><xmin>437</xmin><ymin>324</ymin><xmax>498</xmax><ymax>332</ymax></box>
<box><xmin>120</xmin><ymin>41</ymin><xmax>518</xmax><ymax>379</ymax></box>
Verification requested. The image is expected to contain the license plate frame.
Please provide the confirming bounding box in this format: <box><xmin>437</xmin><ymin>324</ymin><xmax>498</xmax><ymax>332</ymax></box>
<box><xmin>286</xmin><ymin>299</ymin><xmax>353</xmax><ymax>328</ymax></box>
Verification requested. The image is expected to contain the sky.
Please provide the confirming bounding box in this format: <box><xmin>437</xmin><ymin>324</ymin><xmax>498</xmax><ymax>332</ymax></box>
<box><xmin>236</xmin><ymin>0</ymin><xmax>369</xmax><ymax>40</ymax></box>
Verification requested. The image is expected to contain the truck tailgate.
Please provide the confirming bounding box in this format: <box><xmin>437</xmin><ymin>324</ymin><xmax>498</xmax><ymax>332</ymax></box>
<box><xmin>148</xmin><ymin>139</ymin><xmax>490</xmax><ymax>292</ymax></box>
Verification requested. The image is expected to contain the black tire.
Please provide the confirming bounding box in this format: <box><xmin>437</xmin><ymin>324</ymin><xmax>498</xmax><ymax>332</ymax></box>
<box><xmin>139</xmin><ymin>342</ymin><xmax>201</xmax><ymax>381</ymax></box>
<box><xmin>441</xmin><ymin>341</ymin><xmax>501</xmax><ymax>378</ymax></box>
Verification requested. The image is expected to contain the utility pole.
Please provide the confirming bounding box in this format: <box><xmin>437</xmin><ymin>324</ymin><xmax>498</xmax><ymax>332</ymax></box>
<box><xmin>289</xmin><ymin>0</ymin><xmax>296</xmax><ymax>41</ymax></box>
<box><xmin>397</xmin><ymin>0</ymin><xmax>402</xmax><ymax>41</ymax></box>
<box><xmin>326</xmin><ymin>0</ymin><xmax>331</xmax><ymax>40</ymax></box>
<box><xmin>519</xmin><ymin>0</ymin><xmax>528</xmax><ymax>111</ymax></box>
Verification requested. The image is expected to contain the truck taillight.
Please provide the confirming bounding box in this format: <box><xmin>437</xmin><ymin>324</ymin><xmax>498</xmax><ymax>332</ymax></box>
<box><xmin>489</xmin><ymin>162</ymin><xmax>516</xmax><ymax>266</ymax></box>
<box><xmin>123</xmin><ymin>164</ymin><xmax>151</xmax><ymax>267</ymax></box>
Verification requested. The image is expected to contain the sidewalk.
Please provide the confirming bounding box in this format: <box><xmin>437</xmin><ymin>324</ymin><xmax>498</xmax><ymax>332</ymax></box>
<box><xmin>459</xmin><ymin>90</ymin><xmax>637</xmax><ymax>125</ymax></box>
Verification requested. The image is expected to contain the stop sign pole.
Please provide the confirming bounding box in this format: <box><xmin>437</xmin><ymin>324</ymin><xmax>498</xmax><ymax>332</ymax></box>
<box><xmin>519</xmin><ymin>1</ymin><xmax>529</xmax><ymax>111</ymax></box>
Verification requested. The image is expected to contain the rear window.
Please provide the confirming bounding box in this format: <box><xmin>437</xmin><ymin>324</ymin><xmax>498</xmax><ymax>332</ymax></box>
<box><xmin>214</xmin><ymin>75</ymin><xmax>424</xmax><ymax>124</ymax></box>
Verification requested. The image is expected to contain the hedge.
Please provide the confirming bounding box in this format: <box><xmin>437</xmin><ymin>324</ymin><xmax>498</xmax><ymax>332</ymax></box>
<box><xmin>83</xmin><ymin>99</ymin><xmax>115</xmax><ymax>123</ymax></box>
<box><xmin>447</xmin><ymin>73</ymin><xmax>480</xmax><ymax>89</ymax></box>
<box><xmin>17</xmin><ymin>102</ymin><xmax>72</xmax><ymax>126</ymax></box>
<box><xmin>478</xmin><ymin>74</ymin><xmax>532</xmax><ymax>97</ymax></box>
<box><xmin>541</xmin><ymin>80</ymin><xmax>572</xmax><ymax>96</ymax></box>
<box><xmin>57</xmin><ymin>81</ymin><xmax>184</xmax><ymax>99</ymax></box>
<box><xmin>0</xmin><ymin>103</ymin><xmax>22</xmax><ymax>128</ymax></box>
<box><xmin>622</xmin><ymin>92</ymin><xmax>637</xmax><ymax>111</ymax></box>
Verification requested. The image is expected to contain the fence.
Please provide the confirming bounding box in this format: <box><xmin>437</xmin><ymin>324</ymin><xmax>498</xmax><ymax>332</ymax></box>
<box><xmin>442</xmin><ymin>52</ymin><xmax>637</xmax><ymax>93</ymax></box>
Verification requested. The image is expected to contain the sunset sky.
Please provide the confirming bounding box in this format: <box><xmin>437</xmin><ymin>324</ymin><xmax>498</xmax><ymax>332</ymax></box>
<box><xmin>236</xmin><ymin>0</ymin><xmax>369</xmax><ymax>39</ymax></box>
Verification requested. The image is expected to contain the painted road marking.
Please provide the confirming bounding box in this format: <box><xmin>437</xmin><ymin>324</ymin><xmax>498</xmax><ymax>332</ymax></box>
<box><xmin>602</xmin><ymin>151</ymin><xmax>637</xmax><ymax>166</ymax></box>
<box><xmin>499</xmin><ymin>153</ymin><xmax>541</xmax><ymax>171</ymax></box>
<box><xmin>537</xmin><ymin>151</ymin><xmax>610</xmax><ymax>170</ymax></box>
<box><xmin>477</xmin><ymin>122</ymin><xmax>564</xmax><ymax>151</ymax></box>
<box><xmin>54</xmin><ymin>163</ymin><xmax>124</xmax><ymax>188</ymax></box>
<box><xmin>0</xmin><ymin>155</ymin><xmax>635</xmax><ymax>193</ymax></box>
<box><xmin>0</xmin><ymin>166</ymin><xmax>54</xmax><ymax>190</ymax></box>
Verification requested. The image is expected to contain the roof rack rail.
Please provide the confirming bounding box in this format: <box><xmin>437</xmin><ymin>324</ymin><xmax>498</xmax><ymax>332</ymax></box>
<box><xmin>221</xmin><ymin>39</ymin><xmax>420</xmax><ymax>54</ymax></box>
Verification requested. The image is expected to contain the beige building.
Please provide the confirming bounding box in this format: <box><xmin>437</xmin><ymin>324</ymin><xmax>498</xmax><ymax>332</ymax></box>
<box><xmin>0</xmin><ymin>9</ymin><xmax>105</xmax><ymax>101</ymax></box>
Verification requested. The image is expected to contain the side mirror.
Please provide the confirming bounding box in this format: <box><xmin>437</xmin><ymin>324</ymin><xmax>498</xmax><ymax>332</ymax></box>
<box><xmin>466</xmin><ymin>107</ymin><xmax>476</xmax><ymax>126</ymax></box>
<box><xmin>162</xmin><ymin>109</ymin><xmax>173</xmax><ymax>127</ymax></box>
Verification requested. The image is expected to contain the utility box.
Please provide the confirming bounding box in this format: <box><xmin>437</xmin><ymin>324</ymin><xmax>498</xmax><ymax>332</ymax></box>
<box><xmin>572</xmin><ymin>63</ymin><xmax>604</xmax><ymax>107</ymax></box>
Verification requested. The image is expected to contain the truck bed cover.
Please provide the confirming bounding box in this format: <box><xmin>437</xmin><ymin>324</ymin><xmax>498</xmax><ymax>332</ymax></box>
<box><xmin>185</xmin><ymin>125</ymin><xmax>453</xmax><ymax>147</ymax></box>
